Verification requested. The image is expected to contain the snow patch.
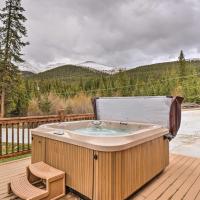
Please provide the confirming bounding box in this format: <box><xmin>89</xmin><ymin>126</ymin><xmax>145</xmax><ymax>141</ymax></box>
<box><xmin>76</xmin><ymin>61</ymin><xmax>121</xmax><ymax>74</ymax></box>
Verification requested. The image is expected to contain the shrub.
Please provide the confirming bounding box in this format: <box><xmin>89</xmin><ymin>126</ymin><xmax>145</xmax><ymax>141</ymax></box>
<box><xmin>27</xmin><ymin>92</ymin><xmax>93</xmax><ymax>116</ymax></box>
<box><xmin>38</xmin><ymin>96</ymin><xmax>52</xmax><ymax>114</ymax></box>
<box><xmin>27</xmin><ymin>98</ymin><xmax>43</xmax><ymax>116</ymax></box>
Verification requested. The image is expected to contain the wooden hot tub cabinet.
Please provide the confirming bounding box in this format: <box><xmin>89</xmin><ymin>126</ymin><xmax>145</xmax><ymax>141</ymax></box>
<box><xmin>31</xmin><ymin>134</ymin><xmax>169</xmax><ymax>200</ymax></box>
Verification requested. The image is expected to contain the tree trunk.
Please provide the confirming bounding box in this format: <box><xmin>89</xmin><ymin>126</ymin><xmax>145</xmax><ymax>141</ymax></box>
<box><xmin>1</xmin><ymin>87</ymin><xmax>5</xmax><ymax>118</ymax></box>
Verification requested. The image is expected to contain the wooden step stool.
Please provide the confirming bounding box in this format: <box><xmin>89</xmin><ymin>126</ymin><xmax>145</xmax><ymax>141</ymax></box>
<box><xmin>10</xmin><ymin>175</ymin><xmax>48</xmax><ymax>200</ymax></box>
<box><xmin>9</xmin><ymin>161</ymin><xmax>65</xmax><ymax>200</ymax></box>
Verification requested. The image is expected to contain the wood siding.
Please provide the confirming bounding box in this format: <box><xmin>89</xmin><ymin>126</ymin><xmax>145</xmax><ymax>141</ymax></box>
<box><xmin>45</xmin><ymin>138</ymin><xmax>94</xmax><ymax>199</ymax></box>
<box><xmin>31</xmin><ymin>135</ymin><xmax>46</xmax><ymax>163</ymax></box>
<box><xmin>31</xmin><ymin>135</ymin><xmax>169</xmax><ymax>200</ymax></box>
<box><xmin>122</xmin><ymin>137</ymin><xmax>169</xmax><ymax>199</ymax></box>
<box><xmin>93</xmin><ymin>136</ymin><xmax>169</xmax><ymax>200</ymax></box>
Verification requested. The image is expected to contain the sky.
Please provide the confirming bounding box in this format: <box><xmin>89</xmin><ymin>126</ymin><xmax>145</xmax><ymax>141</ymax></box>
<box><xmin>1</xmin><ymin>0</ymin><xmax>200</xmax><ymax>69</ymax></box>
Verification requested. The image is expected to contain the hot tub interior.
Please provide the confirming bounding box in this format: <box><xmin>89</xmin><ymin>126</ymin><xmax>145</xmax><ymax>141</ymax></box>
<box><xmin>45</xmin><ymin>120</ymin><xmax>152</xmax><ymax>136</ymax></box>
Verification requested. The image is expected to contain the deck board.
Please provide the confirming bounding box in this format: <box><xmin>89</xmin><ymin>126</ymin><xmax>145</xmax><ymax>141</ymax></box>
<box><xmin>142</xmin><ymin>158</ymin><xmax>195</xmax><ymax>200</ymax></box>
<box><xmin>1</xmin><ymin>154</ymin><xmax>200</xmax><ymax>200</ymax></box>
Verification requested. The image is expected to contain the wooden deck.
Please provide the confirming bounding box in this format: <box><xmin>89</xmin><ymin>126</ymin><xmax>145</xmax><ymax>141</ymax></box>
<box><xmin>1</xmin><ymin>154</ymin><xmax>200</xmax><ymax>200</ymax></box>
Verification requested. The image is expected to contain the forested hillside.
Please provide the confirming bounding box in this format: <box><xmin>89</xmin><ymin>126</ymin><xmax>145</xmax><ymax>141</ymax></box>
<box><xmin>25</xmin><ymin>60</ymin><xmax>200</xmax><ymax>101</ymax></box>
<box><xmin>25</xmin><ymin>64</ymin><xmax>108</xmax><ymax>97</ymax></box>
<box><xmin>5</xmin><ymin>58</ymin><xmax>200</xmax><ymax>117</ymax></box>
<box><xmin>30</xmin><ymin>64</ymin><xmax>107</xmax><ymax>80</ymax></box>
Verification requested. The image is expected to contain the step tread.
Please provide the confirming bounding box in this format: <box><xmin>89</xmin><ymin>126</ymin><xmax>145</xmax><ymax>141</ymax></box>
<box><xmin>29</xmin><ymin>162</ymin><xmax>65</xmax><ymax>180</ymax></box>
<box><xmin>11</xmin><ymin>175</ymin><xmax>48</xmax><ymax>200</ymax></box>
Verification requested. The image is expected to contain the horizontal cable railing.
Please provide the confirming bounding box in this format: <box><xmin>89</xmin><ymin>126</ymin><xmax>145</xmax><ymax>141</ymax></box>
<box><xmin>0</xmin><ymin>112</ymin><xmax>95</xmax><ymax>159</ymax></box>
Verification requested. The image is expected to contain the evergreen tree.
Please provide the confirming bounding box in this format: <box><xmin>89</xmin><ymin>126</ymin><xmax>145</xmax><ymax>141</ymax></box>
<box><xmin>0</xmin><ymin>0</ymin><xmax>29</xmax><ymax>117</ymax></box>
<box><xmin>178</xmin><ymin>50</ymin><xmax>186</xmax><ymax>79</ymax></box>
<box><xmin>178</xmin><ymin>50</ymin><xmax>185</xmax><ymax>62</ymax></box>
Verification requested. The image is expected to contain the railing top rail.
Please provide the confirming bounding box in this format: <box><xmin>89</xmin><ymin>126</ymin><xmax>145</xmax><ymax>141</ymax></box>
<box><xmin>0</xmin><ymin>113</ymin><xmax>94</xmax><ymax>124</ymax></box>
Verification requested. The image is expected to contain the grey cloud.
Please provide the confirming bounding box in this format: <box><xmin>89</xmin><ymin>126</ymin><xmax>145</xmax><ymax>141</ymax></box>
<box><xmin>2</xmin><ymin>0</ymin><xmax>200</xmax><ymax>68</ymax></box>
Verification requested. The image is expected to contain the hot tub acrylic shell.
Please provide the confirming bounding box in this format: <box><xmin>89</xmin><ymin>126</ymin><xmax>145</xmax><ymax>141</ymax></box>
<box><xmin>32</xmin><ymin>120</ymin><xmax>168</xmax><ymax>152</ymax></box>
<box><xmin>31</xmin><ymin>120</ymin><xmax>169</xmax><ymax>200</ymax></box>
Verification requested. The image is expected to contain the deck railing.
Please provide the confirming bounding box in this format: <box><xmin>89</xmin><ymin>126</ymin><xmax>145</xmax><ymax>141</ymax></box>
<box><xmin>0</xmin><ymin>112</ymin><xmax>95</xmax><ymax>159</ymax></box>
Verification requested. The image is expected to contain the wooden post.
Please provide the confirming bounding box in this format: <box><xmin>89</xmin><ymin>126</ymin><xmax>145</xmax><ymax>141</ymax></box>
<box><xmin>6</xmin><ymin>124</ymin><xmax>8</xmax><ymax>154</ymax></box>
<box><xmin>28</xmin><ymin>122</ymin><xmax>30</xmax><ymax>150</ymax></box>
<box><xmin>0</xmin><ymin>124</ymin><xmax>2</xmax><ymax>155</ymax></box>
<box><xmin>58</xmin><ymin>109</ymin><xmax>65</xmax><ymax>122</ymax></box>
<box><xmin>12</xmin><ymin>124</ymin><xmax>14</xmax><ymax>153</ymax></box>
<box><xmin>17</xmin><ymin>123</ymin><xmax>19</xmax><ymax>152</ymax></box>
<box><xmin>22</xmin><ymin>122</ymin><xmax>25</xmax><ymax>150</ymax></box>
<box><xmin>1</xmin><ymin>87</ymin><xmax>5</xmax><ymax>118</ymax></box>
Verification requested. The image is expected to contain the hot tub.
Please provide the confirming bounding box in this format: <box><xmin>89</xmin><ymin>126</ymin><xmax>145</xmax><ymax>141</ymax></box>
<box><xmin>31</xmin><ymin>96</ymin><xmax>183</xmax><ymax>200</ymax></box>
<box><xmin>33</xmin><ymin>120</ymin><xmax>166</xmax><ymax>152</ymax></box>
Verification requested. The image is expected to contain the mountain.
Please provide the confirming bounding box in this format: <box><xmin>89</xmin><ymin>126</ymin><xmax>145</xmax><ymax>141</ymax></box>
<box><xmin>126</xmin><ymin>60</ymin><xmax>200</xmax><ymax>75</ymax></box>
<box><xmin>30</xmin><ymin>64</ymin><xmax>107</xmax><ymax>80</ymax></box>
<box><xmin>18</xmin><ymin>61</ymin><xmax>68</xmax><ymax>74</ymax></box>
<box><xmin>39</xmin><ymin>62</ymin><xmax>67</xmax><ymax>72</ymax></box>
<box><xmin>77</xmin><ymin>61</ymin><xmax>120</xmax><ymax>74</ymax></box>
<box><xmin>19</xmin><ymin>58</ymin><xmax>200</xmax><ymax>75</ymax></box>
<box><xmin>21</xmin><ymin>71</ymin><xmax>35</xmax><ymax>77</ymax></box>
<box><xmin>18</xmin><ymin>62</ymin><xmax>40</xmax><ymax>73</ymax></box>
<box><xmin>28</xmin><ymin>59</ymin><xmax>200</xmax><ymax>81</ymax></box>
<box><xmin>19</xmin><ymin>60</ymin><xmax>121</xmax><ymax>74</ymax></box>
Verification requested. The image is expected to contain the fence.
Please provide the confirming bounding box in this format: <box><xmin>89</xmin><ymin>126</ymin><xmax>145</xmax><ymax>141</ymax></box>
<box><xmin>0</xmin><ymin>112</ymin><xmax>94</xmax><ymax>159</ymax></box>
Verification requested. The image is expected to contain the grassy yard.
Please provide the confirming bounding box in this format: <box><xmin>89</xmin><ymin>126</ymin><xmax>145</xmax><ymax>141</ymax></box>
<box><xmin>0</xmin><ymin>153</ymin><xmax>31</xmax><ymax>164</ymax></box>
<box><xmin>1</xmin><ymin>142</ymin><xmax>31</xmax><ymax>154</ymax></box>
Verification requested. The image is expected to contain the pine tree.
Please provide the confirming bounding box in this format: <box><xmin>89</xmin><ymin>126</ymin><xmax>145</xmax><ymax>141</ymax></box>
<box><xmin>0</xmin><ymin>0</ymin><xmax>29</xmax><ymax>117</ymax></box>
<box><xmin>178</xmin><ymin>50</ymin><xmax>185</xmax><ymax>62</ymax></box>
<box><xmin>178</xmin><ymin>50</ymin><xmax>186</xmax><ymax>79</ymax></box>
